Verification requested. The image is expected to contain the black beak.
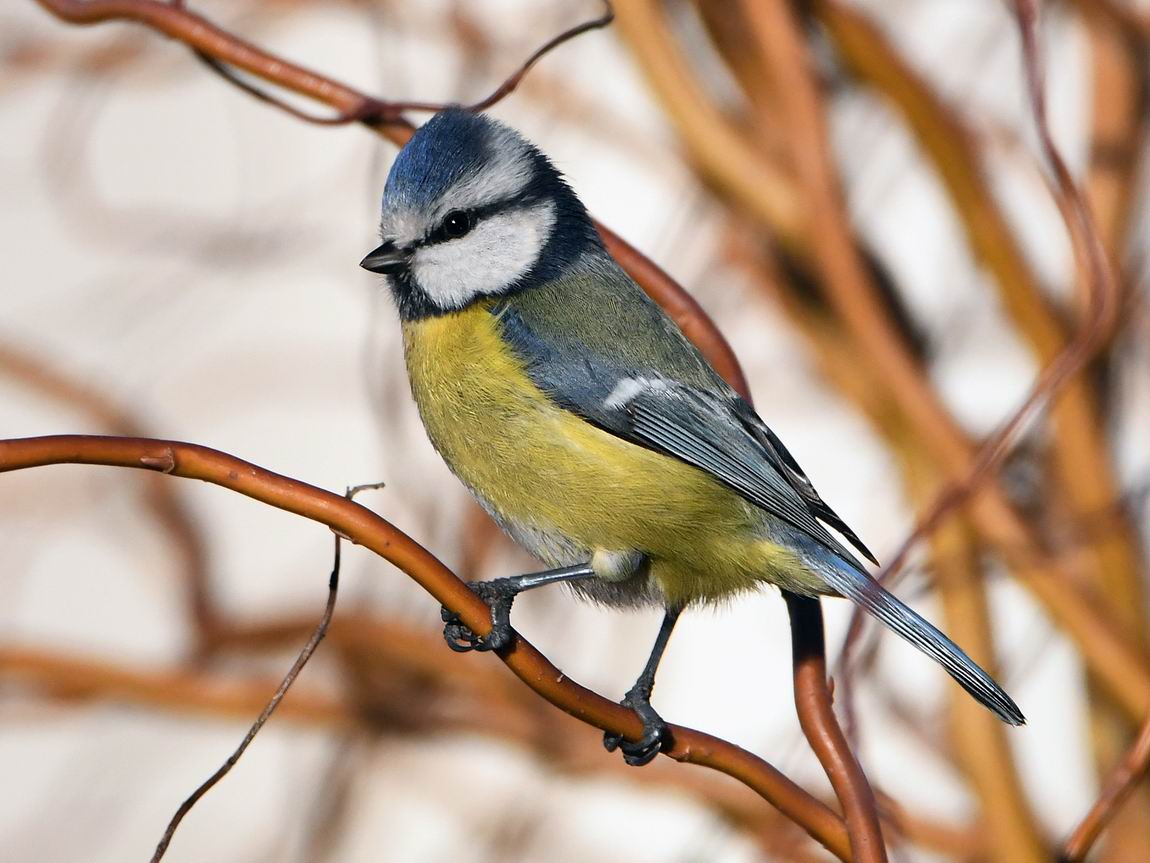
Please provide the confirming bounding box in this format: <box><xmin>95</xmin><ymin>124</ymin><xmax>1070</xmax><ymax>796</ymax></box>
<box><xmin>360</xmin><ymin>240</ymin><xmax>407</xmax><ymax>274</ymax></box>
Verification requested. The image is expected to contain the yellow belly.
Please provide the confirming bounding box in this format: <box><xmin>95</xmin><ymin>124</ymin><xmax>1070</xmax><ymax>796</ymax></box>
<box><xmin>402</xmin><ymin>303</ymin><xmax>809</xmax><ymax>606</ymax></box>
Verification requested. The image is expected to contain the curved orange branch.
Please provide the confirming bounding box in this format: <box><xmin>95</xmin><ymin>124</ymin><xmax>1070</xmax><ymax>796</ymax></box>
<box><xmin>0</xmin><ymin>434</ymin><xmax>851</xmax><ymax>861</ymax></box>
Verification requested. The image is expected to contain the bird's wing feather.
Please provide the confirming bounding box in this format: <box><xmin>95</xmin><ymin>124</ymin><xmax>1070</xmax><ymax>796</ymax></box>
<box><xmin>731</xmin><ymin>402</ymin><xmax>879</xmax><ymax>565</ymax></box>
<box><xmin>495</xmin><ymin>296</ymin><xmax>875</xmax><ymax>571</ymax></box>
<box><xmin>495</xmin><ymin>276</ymin><xmax>1025</xmax><ymax>725</ymax></box>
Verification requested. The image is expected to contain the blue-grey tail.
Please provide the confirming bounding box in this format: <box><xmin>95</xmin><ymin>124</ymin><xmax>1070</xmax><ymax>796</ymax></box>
<box><xmin>820</xmin><ymin>563</ymin><xmax>1025</xmax><ymax>726</ymax></box>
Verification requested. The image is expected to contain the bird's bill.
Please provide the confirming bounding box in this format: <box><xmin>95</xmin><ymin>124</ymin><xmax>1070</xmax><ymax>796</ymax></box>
<box><xmin>360</xmin><ymin>240</ymin><xmax>407</xmax><ymax>274</ymax></box>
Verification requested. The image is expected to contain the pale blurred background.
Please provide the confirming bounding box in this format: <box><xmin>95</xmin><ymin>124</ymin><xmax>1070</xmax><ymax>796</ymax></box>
<box><xmin>2</xmin><ymin>1</ymin><xmax>1149</xmax><ymax>861</ymax></box>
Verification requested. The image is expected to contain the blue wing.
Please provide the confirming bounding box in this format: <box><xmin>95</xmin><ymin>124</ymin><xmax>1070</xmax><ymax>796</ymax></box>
<box><xmin>493</xmin><ymin>269</ymin><xmax>1024</xmax><ymax>726</ymax></box>
<box><xmin>492</xmin><ymin>289</ymin><xmax>878</xmax><ymax>571</ymax></box>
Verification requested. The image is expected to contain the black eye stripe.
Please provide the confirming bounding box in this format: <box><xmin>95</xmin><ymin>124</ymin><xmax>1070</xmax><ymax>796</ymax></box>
<box><xmin>421</xmin><ymin>188</ymin><xmax>547</xmax><ymax>247</ymax></box>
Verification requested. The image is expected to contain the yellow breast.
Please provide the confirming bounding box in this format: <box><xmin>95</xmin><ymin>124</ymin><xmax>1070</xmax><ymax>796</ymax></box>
<box><xmin>401</xmin><ymin>303</ymin><xmax>808</xmax><ymax>605</ymax></box>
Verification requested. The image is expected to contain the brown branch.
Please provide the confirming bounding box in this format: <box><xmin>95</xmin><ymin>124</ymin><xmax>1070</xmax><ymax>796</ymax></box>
<box><xmin>731</xmin><ymin>3</ymin><xmax>887</xmax><ymax>859</ymax></box>
<box><xmin>610</xmin><ymin>0</ymin><xmax>805</xmax><ymax>249</ymax></box>
<box><xmin>1008</xmin><ymin>11</ymin><xmax>1150</xmax><ymax>859</ymax></box>
<box><xmin>724</xmin><ymin>1</ymin><xmax>1150</xmax><ymax>728</ymax></box>
<box><xmin>902</xmin><ymin>454</ymin><xmax>1047</xmax><ymax>862</ymax></box>
<box><xmin>786</xmin><ymin>594</ymin><xmax>887</xmax><ymax>863</ymax></box>
<box><xmin>810</xmin><ymin>6</ymin><xmax>1145</xmax><ymax>847</ymax></box>
<box><xmin>418</xmin><ymin>0</ymin><xmax>615</xmax><ymax>114</ymax></box>
<box><xmin>0</xmin><ymin>645</ymin><xmax>346</xmax><ymax>724</ymax></box>
<box><xmin>813</xmin><ymin>2</ymin><xmax>1136</xmax><ymax>580</ymax></box>
<box><xmin>0</xmin><ymin>434</ymin><xmax>852</xmax><ymax>861</ymax></box>
<box><xmin>0</xmin><ymin>339</ymin><xmax>215</xmax><ymax>640</ymax></box>
<box><xmin>1061</xmin><ymin>709</ymin><xmax>1150</xmax><ymax>861</ymax></box>
<box><xmin>35</xmin><ymin>0</ymin><xmax>613</xmax><ymax>135</ymax></box>
<box><xmin>624</xmin><ymin>0</ymin><xmax>1148</xmax><ymax>725</ymax></box>
<box><xmin>34</xmin><ymin>0</ymin><xmax>406</xmax><ymax>129</ymax></box>
<box><xmin>205</xmin><ymin>608</ymin><xmax>979</xmax><ymax>859</ymax></box>
<box><xmin>1074</xmin><ymin>7</ymin><xmax>1150</xmax><ymax>859</ymax></box>
<box><xmin>1075</xmin><ymin>0</ymin><xmax>1150</xmax><ymax>40</ymax></box>
<box><xmin>188</xmin><ymin>1</ymin><xmax>615</xmax><ymax>125</ymax></box>
<box><xmin>5</xmin><ymin>620</ymin><xmax>843</xmax><ymax>860</ymax></box>
<box><xmin>815</xmin><ymin>0</ymin><xmax>1120</xmax><ymax>594</ymax></box>
<box><xmin>1</xmin><ymin>633</ymin><xmax>801</xmax><ymax>858</ymax></box>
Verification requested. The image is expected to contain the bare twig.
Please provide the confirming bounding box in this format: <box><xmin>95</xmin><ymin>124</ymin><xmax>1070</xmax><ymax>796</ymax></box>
<box><xmin>1061</xmin><ymin>710</ymin><xmax>1150</xmax><ymax>861</ymax></box>
<box><xmin>188</xmin><ymin>1</ymin><xmax>614</xmax><ymax>125</ymax></box>
<box><xmin>150</xmin><ymin>528</ymin><xmax>342</xmax><ymax>862</ymax></box>
<box><xmin>879</xmin><ymin>0</ymin><xmax>1121</xmax><ymax>581</ymax></box>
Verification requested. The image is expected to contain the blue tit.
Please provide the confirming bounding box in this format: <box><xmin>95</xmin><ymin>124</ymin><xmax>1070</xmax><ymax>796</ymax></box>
<box><xmin>361</xmin><ymin>109</ymin><xmax>1024</xmax><ymax>765</ymax></box>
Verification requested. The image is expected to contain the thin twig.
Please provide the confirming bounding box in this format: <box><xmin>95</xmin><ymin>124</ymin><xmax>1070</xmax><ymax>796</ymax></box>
<box><xmin>150</xmin><ymin>479</ymin><xmax>389</xmax><ymax>858</ymax></box>
<box><xmin>1061</xmin><ymin>709</ymin><xmax>1150</xmax><ymax>861</ymax></box>
<box><xmin>150</xmin><ymin>528</ymin><xmax>343</xmax><ymax>862</ymax></box>
<box><xmin>389</xmin><ymin>1</ymin><xmax>615</xmax><ymax>114</ymax></box>
<box><xmin>189</xmin><ymin>1</ymin><xmax>613</xmax><ymax>127</ymax></box>
<box><xmin>873</xmin><ymin>0</ymin><xmax>1120</xmax><ymax>585</ymax></box>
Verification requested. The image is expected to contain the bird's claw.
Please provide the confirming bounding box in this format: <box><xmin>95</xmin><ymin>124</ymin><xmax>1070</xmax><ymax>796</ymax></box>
<box><xmin>440</xmin><ymin>579</ymin><xmax>518</xmax><ymax>653</ymax></box>
<box><xmin>603</xmin><ymin>689</ymin><xmax>671</xmax><ymax>767</ymax></box>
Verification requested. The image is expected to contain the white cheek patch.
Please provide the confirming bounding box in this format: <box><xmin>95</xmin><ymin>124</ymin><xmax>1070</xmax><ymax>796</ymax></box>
<box><xmin>411</xmin><ymin>201</ymin><xmax>556</xmax><ymax>309</ymax></box>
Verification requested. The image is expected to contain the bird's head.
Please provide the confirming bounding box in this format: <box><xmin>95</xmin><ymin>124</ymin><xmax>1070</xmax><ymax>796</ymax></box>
<box><xmin>362</xmin><ymin>109</ymin><xmax>600</xmax><ymax>320</ymax></box>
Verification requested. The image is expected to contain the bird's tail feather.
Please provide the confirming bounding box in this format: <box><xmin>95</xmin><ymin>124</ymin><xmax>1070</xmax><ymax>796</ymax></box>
<box><xmin>820</xmin><ymin>565</ymin><xmax>1025</xmax><ymax>726</ymax></box>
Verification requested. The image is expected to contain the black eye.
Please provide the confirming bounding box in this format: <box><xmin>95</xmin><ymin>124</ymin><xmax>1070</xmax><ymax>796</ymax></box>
<box><xmin>442</xmin><ymin>210</ymin><xmax>474</xmax><ymax>239</ymax></box>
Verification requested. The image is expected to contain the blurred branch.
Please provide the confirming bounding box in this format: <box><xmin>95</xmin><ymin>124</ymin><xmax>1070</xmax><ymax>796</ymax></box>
<box><xmin>0</xmin><ymin>645</ymin><xmax>346</xmax><ymax>723</ymax></box>
<box><xmin>188</xmin><ymin>0</ymin><xmax>615</xmax><ymax>123</ymax></box>
<box><xmin>621</xmin><ymin>0</ymin><xmax>1150</xmax><ymax>731</ymax></box>
<box><xmin>0</xmin><ymin>340</ymin><xmax>215</xmax><ymax>640</ymax></box>
<box><xmin>1077</xmin><ymin>7</ymin><xmax>1150</xmax><ymax>859</ymax></box>
<box><xmin>215</xmin><ymin>608</ymin><xmax>977</xmax><ymax>860</ymax></box>
<box><xmin>813</xmin><ymin>0</ymin><xmax>1142</xmax><ymax>625</ymax></box>
<box><xmin>610</xmin><ymin>0</ymin><xmax>805</xmax><ymax>249</ymax></box>
<box><xmin>815</xmin><ymin>8</ymin><xmax>1148</xmax><ymax>852</ymax></box>
<box><xmin>0</xmin><ymin>434</ymin><xmax>852</xmax><ymax>860</ymax></box>
<box><xmin>1081</xmin><ymin>5</ymin><xmax>1146</xmax><ymax>271</ymax></box>
<box><xmin>35</xmin><ymin>0</ymin><xmax>612</xmax><ymax>134</ymax></box>
<box><xmin>15</xmin><ymin>606</ymin><xmax>965</xmax><ymax>860</ymax></box>
<box><xmin>1076</xmin><ymin>0</ymin><xmax>1150</xmax><ymax>40</ymax></box>
<box><xmin>903</xmin><ymin>454</ymin><xmax>1047</xmax><ymax>862</ymax></box>
<box><xmin>34</xmin><ymin>0</ymin><xmax>406</xmax><ymax>129</ymax></box>
<box><xmin>735</xmin><ymin>4</ymin><xmax>889</xmax><ymax>860</ymax></box>
<box><xmin>1062</xmin><ymin>709</ymin><xmax>1150</xmax><ymax>862</ymax></box>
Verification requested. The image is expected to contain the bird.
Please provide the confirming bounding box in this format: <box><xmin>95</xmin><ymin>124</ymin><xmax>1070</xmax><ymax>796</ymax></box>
<box><xmin>360</xmin><ymin>108</ymin><xmax>1024</xmax><ymax>766</ymax></box>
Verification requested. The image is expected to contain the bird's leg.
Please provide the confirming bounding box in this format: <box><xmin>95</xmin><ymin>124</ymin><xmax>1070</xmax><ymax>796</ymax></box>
<box><xmin>441</xmin><ymin>563</ymin><xmax>595</xmax><ymax>653</ymax></box>
<box><xmin>604</xmin><ymin>606</ymin><xmax>682</xmax><ymax>766</ymax></box>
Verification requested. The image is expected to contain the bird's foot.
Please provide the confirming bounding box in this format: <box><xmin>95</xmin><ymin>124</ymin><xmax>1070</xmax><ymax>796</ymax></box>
<box><xmin>441</xmin><ymin>578</ymin><xmax>520</xmax><ymax>653</ymax></box>
<box><xmin>603</xmin><ymin>686</ymin><xmax>671</xmax><ymax>767</ymax></box>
